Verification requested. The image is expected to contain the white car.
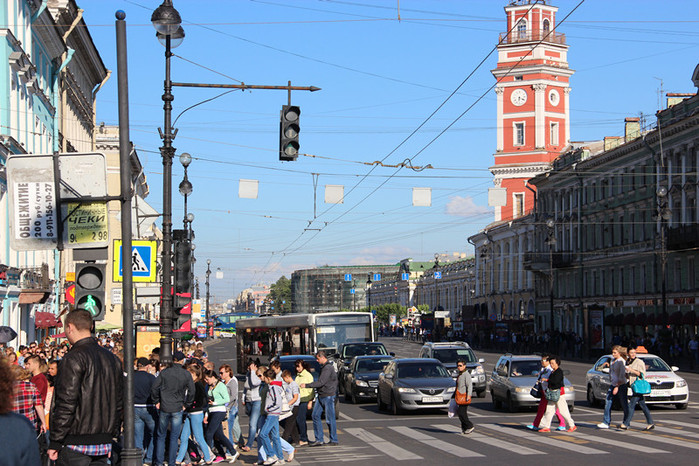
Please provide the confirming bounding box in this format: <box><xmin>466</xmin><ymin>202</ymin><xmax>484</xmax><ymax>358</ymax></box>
<box><xmin>586</xmin><ymin>353</ymin><xmax>689</xmax><ymax>409</ymax></box>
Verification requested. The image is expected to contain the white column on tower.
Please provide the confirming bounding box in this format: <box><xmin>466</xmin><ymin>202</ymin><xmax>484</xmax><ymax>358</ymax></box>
<box><xmin>564</xmin><ymin>87</ymin><xmax>572</xmax><ymax>145</ymax></box>
<box><xmin>533</xmin><ymin>83</ymin><xmax>547</xmax><ymax>149</ymax></box>
<box><xmin>495</xmin><ymin>86</ymin><xmax>504</xmax><ymax>152</ymax></box>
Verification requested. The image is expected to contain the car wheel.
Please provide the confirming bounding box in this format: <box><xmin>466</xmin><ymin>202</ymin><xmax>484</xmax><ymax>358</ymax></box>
<box><xmin>675</xmin><ymin>403</ymin><xmax>688</xmax><ymax>410</ymax></box>
<box><xmin>507</xmin><ymin>392</ymin><xmax>518</xmax><ymax>413</ymax></box>
<box><xmin>586</xmin><ymin>385</ymin><xmax>597</xmax><ymax>407</ymax></box>
<box><xmin>351</xmin><ymin>392</ymin><xmax>358</xmax><ymax>405</ymax></box>
<box><xmin>391</xmin><ymin>393</ymin><xmax>402</xmax><ymax>415</ymax></box>
<box><xmin>491</xmin><ymin>390</ymin><xmax>502</xmax><ymax>410</ymax></box>
<box><xmin>477</xmin><ymin>390</ymin><xmax>486</xmax><ymax>398</ymax></box>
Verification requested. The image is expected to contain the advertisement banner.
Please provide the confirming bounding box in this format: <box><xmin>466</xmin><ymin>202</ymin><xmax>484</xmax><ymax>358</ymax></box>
<box><xmin>590</xmin><ymin>309</ymin><xmax>604</xmax><ymax>349</ymax></box>
<box><xmin>135</xmin><ymin>325</ymin><xmax>161</xmax><ymax>358</ymax></box>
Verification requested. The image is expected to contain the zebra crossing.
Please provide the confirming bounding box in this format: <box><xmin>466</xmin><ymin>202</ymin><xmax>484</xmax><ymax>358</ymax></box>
<box><xmin>291</xmin><ymin>417</ymin><xmax>699</xmax><ymax>463</ymax></box>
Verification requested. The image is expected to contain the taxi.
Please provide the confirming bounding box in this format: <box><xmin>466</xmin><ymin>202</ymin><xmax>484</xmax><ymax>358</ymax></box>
<box><xmin>586</xmin><ymin>348</ymin><xmax>689</xmax><ymax>409</ymax></box>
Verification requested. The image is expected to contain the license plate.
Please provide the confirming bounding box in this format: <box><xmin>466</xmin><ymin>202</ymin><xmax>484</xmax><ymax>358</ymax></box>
<box><xmin>422</xmin><ymin>396</ymin><xmax>443</xmax><ymax>403</ymax></box>
<box><xmin>650</xmin><ymin>390</ymin><xmax>671</xmax><ymax>397</ymax></box>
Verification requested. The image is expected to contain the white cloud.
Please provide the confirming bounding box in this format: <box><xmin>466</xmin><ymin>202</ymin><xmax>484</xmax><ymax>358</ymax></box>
<box><xmin>349</xmin><ymin>246</ymin><xmax>413</xmax><ymax>265</ymax></box>
<box><xmin>445</xmin><ymin>196</ymin><xmax>491</xmax><ymax>218</ymax></box>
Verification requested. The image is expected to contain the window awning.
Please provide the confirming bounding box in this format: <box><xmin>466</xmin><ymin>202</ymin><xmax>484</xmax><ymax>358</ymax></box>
<box><xmin>19</xmin><ymin>291</ymin><xmax>48</xmax><ymax>304</ymax></box>
<box><xmin>35</xmin><ymin>311</ymin><xmax>61</xmax><ymax>328</ymax></box>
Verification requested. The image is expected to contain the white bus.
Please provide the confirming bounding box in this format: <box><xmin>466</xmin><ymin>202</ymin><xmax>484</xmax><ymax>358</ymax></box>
<box><xmin>236</xmin><ymin>312</ymin><xmax>375</xmax><ymax>373</ymax></box>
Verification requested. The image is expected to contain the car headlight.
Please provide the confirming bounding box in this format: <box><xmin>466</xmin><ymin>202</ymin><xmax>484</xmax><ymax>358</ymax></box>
<box><xmin>515</xmin><ymin>387</ymin><xmax>529</xmax><ymax>393</ymax></box>
<box><xmin>475</xmin><ymin>366</ymin><xmax>484</xmax><ymax>375</ymax></box>
<box><xmin>565</xmin><ymin>386</ymin><xmax>574</xmax><ymax>392</ymax></box>
<box><xmin>446</xmin><ymin>387</ymin><xmax>456</xmax><ymax>393</ymax></box>
<box><xmin>397</xmin><ymin>387</ymin><xmax>416</xmax><ymax>393</ymax></box>
<box><xmin>677</xmin><ymin>380</ymin><xmax>687</xmax><ymax>388</ymax></box>
<box><xmin>355</xmin><ymin>380</ymin><xmax>369</xmax><ymax>387</ymax></box>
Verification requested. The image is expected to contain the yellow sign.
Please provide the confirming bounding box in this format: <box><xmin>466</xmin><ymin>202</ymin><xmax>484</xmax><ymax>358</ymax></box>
<box><xmin>136</xmin><ymin>325</ymin><xmax>161</xmax><ymax>358</ymax></box>
<box><xmin>66</xmin><ymin>202</ymin><xmax>109</xmax><ymax>245</ymax></box>
<box><xmin>113</xmin><ymin>240</ymin><xmax>157</xmax><ymax>283</ymax></box>
<box><xmin>66</xmin><ymin>272</ymin><xmax>75</xmax><ymax>282</ymax></box>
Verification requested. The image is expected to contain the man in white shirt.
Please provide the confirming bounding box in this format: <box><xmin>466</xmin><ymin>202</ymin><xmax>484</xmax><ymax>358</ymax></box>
<box><xmin>597</xmin><ymin>346</ymin><xmax>629</xmax><ymax>429</ymax></box>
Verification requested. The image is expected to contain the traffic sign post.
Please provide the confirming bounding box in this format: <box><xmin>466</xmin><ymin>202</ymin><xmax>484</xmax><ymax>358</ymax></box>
<box><xmin>434</xmin><ymin>271</ymin><xmax>442</xmax><ymax>279</ymax></box>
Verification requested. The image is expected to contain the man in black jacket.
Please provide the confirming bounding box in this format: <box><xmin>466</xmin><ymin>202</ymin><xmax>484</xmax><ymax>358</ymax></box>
<box><xmin>300</xmin><ymin>351</ymin><xmax>339</xmax><ymax>446</ymax></box>
<box><xmin>48</xmin><ymin>310</ymin><xmax>124</xmax><ymax>465</ymax></box>
<box><xmin>151</xmin><ymin>350</ymin><xmax>194</xmax><ymax>466</ymax></box>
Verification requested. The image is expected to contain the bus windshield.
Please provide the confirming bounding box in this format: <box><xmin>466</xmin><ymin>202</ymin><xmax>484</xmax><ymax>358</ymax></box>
<box><xmin>315</xmin><ymin>315</ymin><xmax>372</xmax><ymax>352</ymax></box>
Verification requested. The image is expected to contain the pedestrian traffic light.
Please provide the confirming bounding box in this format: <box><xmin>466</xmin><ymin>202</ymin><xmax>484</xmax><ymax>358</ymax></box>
<box><xmin>279</xmin><ymin>105</ymin><xmax>300</xmax><ymax>161</ymax></box>
<box><xmin>74</xmin><ymin>262</ymin><xmax>106</xmax><ymax>320</ymax></box>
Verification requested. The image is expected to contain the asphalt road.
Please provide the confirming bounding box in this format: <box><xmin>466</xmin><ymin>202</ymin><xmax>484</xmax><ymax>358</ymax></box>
<box><xmin>205</xmin><ymin>336</ymin><xmax>699</xmax><ymax>466</ymax></box>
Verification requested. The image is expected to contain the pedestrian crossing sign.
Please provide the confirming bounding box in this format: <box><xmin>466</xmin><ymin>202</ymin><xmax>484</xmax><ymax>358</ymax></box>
<box><xmin>113</xmin><ymin>240</ymin><xmax>157</xmax><ymax>283</ymax></box>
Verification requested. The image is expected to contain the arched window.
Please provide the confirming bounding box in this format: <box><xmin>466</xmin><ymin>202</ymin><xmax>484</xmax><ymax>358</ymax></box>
<box><xmin>517</xmin><ymin>20</ymin><xmax>527</xmax><ymax>39</ymax></box>
<box><xmin>543</xmin><ymin>19</ymin><xmax>550</xmax><ymax>34</ymax></box>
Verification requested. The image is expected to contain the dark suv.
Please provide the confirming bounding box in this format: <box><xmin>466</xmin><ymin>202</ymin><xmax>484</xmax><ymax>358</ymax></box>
<box><xmin>333</xmin><ymin>342</ymin><xmax>394</xmax><ymax>393</ymax></box>
<box><xmin>418</xmin><ymin>341</ymin><xmax>486</xmax><ymax>397</ymax></box>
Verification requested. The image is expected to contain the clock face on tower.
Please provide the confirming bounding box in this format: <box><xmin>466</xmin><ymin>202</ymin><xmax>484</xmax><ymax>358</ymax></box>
<box><xmin>548</xmin><ymin>89</ymin><xmax>560</xmax><ymax>106</ymax></box>
<box><xmin>510</xmin><ymin>88</ymin><xmax>527</xmax><ymax>106</ymax></box>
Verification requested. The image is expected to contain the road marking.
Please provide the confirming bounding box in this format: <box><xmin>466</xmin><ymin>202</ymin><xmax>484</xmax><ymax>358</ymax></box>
<box><xmin>629</xmin><ymin>421</ymin><xmax>699</xmax><ymax>440</ymax></box>
<box><xmin>571</xmin><ymin>431</ymin><xmax>668</xmax><ymax>453</ymax></box>
<box><xmin>432</xmin><ymin>424</ymin><xmax>541</xmax><ymax>455</ymax></box>
<box><xmin>658</xmin><ymin>419</ymin><xmax>699</xmax><ymax>429</ymax></box>
<box><xmin>389</xmin><ymin>426</ymin><xmax>484</xmax><ymax>457</ymax></box>
<box><xmin>572</xmin><ymin>407</ymin><xmax>600</xmax><ymax>415</ymax></box>
<box><xmin>339</xmin><ymin>412</ymin><xmax>354</xmax><ymax>421</ymax></box>
<box><xmin>344</xmin><ymin>428</ymin><xmax>423</xmax><ymax>460</ymax></box>
<box><xmin>609</xmin><ymin>429</ymin><xmax>699</xmax><ymax>450</ymax></box>
<box><xmin>480</xmin><ymin>424</ymin><xmax>608</xmax><ymax>455</ymax></box>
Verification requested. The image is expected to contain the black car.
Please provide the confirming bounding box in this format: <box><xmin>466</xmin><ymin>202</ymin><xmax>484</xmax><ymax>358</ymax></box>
<box><xmin>333</xmin><ymin>342</ymin><xmax>394</xmax><ymax>393</ymax></box>
<box><xmin>343</xmin><ymin>355</ymin><xmax>394</xmax><ymax>404</ymax></box>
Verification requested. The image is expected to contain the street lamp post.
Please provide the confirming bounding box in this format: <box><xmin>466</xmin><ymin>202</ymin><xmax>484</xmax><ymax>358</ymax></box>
<box><xmin>152</xmin><ymin>0</ymin><xmax>184</xmax><ymax>365</ymax></box>
<box><xmin>657</xmin><ymin>186</ymin><xmax>671</xmax><ymax>325</ymax></box>
<box><xmin>546</xmin><ymin>218</ymin><xmax>557</xmax><ymax>331</ymax></box>
<box><xmin>205</xmin><ymin>259</ymin><xmax>211</xmax><ymax>340</ymax></box>
<box><xmin>434</xmin><ymin>253</ymin><xmax>441</xmax><ymax>313</ymax></box>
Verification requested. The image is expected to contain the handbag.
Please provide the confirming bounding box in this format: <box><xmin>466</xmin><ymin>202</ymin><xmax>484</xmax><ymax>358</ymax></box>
<box><xmin>530</xmin><ymin>382</ymin><xmax>542</xmax><ymax>399</ymax></box>
<box><xmin>631</xmin><ymin>373</ymin><xmax>651</xmax><ymax>395</ymax></box>
<box><xmin>544</xmin><ymin>388</ymin><xmax>560</xmax><ymax>402</ymax></box>
<box><xmin>455</xmin><ymin>389</ymin><xmax>471</xmax><ymax>405</ymax></box>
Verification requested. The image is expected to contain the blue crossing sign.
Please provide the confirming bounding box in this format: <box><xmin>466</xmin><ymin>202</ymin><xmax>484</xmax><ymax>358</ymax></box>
<box><xmin>373</xmin><ymin>273</ymin><xmax>381</xmax><ymax>281</ymax></box>
<box><xmin>344</xmin><ymin>273</ymin><xmax>352</xmax><ymax>282</ymax></box>
<box><xmin>350</xmin><ymin>288</ymin><xmax>355</xmax><ymax>295</ymax></box>
<box><xmin>401</xmin><ymin>273</ymin><xmax>410</xmax><ymax>281</ymax></box>
<box><xmin>434</xmin><ymin>271</ymin><xmax>442</xmax><ymax>279</ymax></box>
<box><xmin>113</xmin><ymin>240</ymin><xmax>157</xmax><ymax>283</ymax></box>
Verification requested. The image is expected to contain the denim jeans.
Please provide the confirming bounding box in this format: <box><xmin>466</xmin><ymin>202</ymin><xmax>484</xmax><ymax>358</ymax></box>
<box><xmin>227</xmin><ymin>406</ymin><xmax>242</xmax><ymax>444</ymax></box>
<box><xmin>623</xmin><ymin>394</ymin><xmax>654</xmax><ymax>427</ymax></box>
<box><xmin>206</xmin><ymin>411</ymin><xmax>236</xmax><ymax>456</ymax></box>
<box><xmin>259</xmin><ymin>414</ymin><xmax>284</xmax><ymax>461</ymax></box>
<box><xmin>296</xmin><ymin>401</ymin><xmax>310</xmax><ymax>442</ymax></box>
<box><xmin>134</xmin><ymin>406</ymin><xmax>157</xmax><ymax>463</ymax></box>
<box><xmin>312</xmin><ymin>396</ymin><xmax>337</xmax><ymax>444</ymax></box>
<box><xmin>245</xmin><ymin>400</ymin><xmax>261</xmax><ymax>449</ymax></box>
<box><xmin>154</xmin><ymin>410</ymin><xmax>183</xmax><ymax>466</ymax></box>
<box><xmin>603</xmin><ymin>384</ymin><xmax>629</xmax><ymax>426</ymax></box>
<box><xmin>176</xmin><ymin>412</ymin><xmax>211</xmax><ymax>463</ymax></box>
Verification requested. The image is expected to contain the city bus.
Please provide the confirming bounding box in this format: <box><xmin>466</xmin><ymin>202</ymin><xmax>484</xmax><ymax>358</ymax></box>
<box><xmin>212</xmin><ymin>312</ymin><xmax>257</xmax><ymax>338</ymax></box>
<box><xmin>236</xmin><ymin>312</ymin><xmax>375</xmax><ymax>373</ymax></box>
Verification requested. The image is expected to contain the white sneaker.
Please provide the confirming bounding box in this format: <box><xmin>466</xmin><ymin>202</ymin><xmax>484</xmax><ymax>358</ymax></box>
<box><xmin>597</xmin><ymin>422</ymin><xmax>610</xmax><ymax>429</ymax></box>
<box><xmin>227</xmin><ymin>451</ymin><xmax>241</xmax><ymax>463</ymax></box>
<box><xmin>263</xmin><ymin>457</ymin><xmax>278</xmax><ymax>465</ymax></box>
<box><xmin>287</xmin><ymin>449</ymin><xmax>295</xmax><ymax>462</ymax></box>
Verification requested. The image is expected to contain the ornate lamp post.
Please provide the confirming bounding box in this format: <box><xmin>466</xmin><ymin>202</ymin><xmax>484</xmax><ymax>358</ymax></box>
<box><xmin>657</xmin><ymin>186</ymin><xmax>671</xmax><ymax>325</ymax></box>
<box><xmin>151</xmin><ymin>0</ymin><xmax>183</xmax><ymax>365</ymax></box>
<box><xmin>546</xmin><ymin>217</ymin><xmax>557</xmax><ymax>331</ymax></box>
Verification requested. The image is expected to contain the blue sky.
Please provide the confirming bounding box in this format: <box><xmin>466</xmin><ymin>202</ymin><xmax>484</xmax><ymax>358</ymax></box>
<box><xmin>76</xmin><ymin>0</ymin><xmax>699</xmax><ymax>301</ymax></box>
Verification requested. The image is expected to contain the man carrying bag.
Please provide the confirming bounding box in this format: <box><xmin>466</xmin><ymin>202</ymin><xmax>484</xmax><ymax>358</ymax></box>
<box><xmin>454</xmin><ymin>358</ymin><xmax>474</xmax><ymax>435</ymax></box>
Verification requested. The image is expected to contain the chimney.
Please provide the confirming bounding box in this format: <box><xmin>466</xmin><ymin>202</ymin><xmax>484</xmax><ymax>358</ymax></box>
<box><xmin>624</xmin><ymin>117</ymin><xmax>640</xmax><ymax>142</ymax></box>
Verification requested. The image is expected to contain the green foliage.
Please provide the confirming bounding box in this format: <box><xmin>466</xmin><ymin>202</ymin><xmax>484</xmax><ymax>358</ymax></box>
<box><xmin>417</xmin><ymin>304</ymin><xmax>430</xmax><ymax>313</ymax></box>
<box><xmin>269</xmin><ymin>275</ymin><xmax>291</xmax><ymax>313</ymax></box>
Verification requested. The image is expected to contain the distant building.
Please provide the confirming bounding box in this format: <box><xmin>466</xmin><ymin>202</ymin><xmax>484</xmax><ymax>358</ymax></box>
<box><xmin>291</xmin><ymin>265</ymin><xmax>399</xmax><ymax>314</ymax></box>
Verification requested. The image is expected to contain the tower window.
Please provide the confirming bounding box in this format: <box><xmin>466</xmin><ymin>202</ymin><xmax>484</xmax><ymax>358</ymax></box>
<box><xmin>550</xmin><ymin>122</ymin><xmax>559</xmax><ymax>146</ymax></box>
<box><xmin>514</xmin><ymin>122</ymin><xmax>525</xmax><ymax>146</ymax></box>
<box><xmin>513</xmin><ymin>193</ymin><xmax>525</xmax><ymax>218</ymax></box>
<box><xmin>543</xmin><ymin>19</ymin><xmax>550</xmax><ymax>34</ymax></box>
<box><xmin>517</xmin><ymin>20</ymin><xmax>527</xmax><ymax>39</ymax></box>
<box><xmin>514</xmin><ymin>76</ymin><xmax>523</xmax><ymax>81</ymax></box>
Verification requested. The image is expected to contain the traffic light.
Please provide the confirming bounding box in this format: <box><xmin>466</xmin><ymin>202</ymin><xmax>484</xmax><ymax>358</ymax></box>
<box><xmin>173</xmin><ymin>229</ymin><xmax>192</xmax><ymax>297</ymax></box>
<box><xmin>74</xmin><ymin>262</ymin><xmax>106</xmax><ymax>320</ymax></box>
<box><xmin>279</xmin><ymin>105</ymin><xmax>300</xmax><ymax>161</ymax></box>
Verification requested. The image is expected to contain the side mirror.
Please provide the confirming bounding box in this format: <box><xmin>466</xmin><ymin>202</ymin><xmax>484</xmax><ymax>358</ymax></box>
<box><xmin>478</xmin><ymin>358</ymin><xmax>485</xmax><ymax>364</ymax></box>
<box><xmin>389</xmin><ymin>352</ymin><xmax>396</xmax><ymax>357</ymax></box>
<box><xmin>331</xmin><ymin>353</ymin><xmax>340</xmax><ymax>359</ymax></box>
<box><xmin>671</xmin><ymin>366</ymin><xmax>679</xmax><ymax>372</ymax></box>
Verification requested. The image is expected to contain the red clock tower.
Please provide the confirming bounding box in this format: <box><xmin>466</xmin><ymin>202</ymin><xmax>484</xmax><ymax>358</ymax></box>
<box><xmin>490</xmin><ymin>0</ymin><xmax>573</xmax><ymax>221</ymax></box>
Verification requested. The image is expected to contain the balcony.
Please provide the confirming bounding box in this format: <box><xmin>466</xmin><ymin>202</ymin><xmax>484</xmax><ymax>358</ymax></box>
<box><xmin>523</xmin><ymin>252</ymin><xmax>548</xmax><ymax>272</ymax></box>
<box><xmin>499</xmin><ymin>30</ymin><xmax>566</xmax><ymax>46</ymax></box>
<box><xmin>21</xmin><ymin>264</ymin><xmax>51</xmax><ymax>292</ymax></box>
<box><xmin>667</xmin><ymin>224</ymin><xmax>699</xmax><ymax>251</ymax></box>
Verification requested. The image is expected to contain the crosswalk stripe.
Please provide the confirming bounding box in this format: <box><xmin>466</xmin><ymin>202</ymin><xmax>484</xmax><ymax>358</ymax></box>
<box><xmin>432</xmin><ymin>424</ymin><xmax>541</xmax><ymax>455</ymax></box>
<box><xmin>658</xmin><ymin>420</ymin><xmax>699</xmax><ymax>429</ymax></box>
<box><xmin>389</xmin><ymin>426</ymin><xmax>484</xmax><ymax>457</ymax></box>
<box><xmin>570</xmin><ymin>431</ymin><xmax>668</xmax><ymax>454</ymax></box>
<box><xmin>479</xmin><ymin>424</ymin><xmax>608</xmax><ymax>455</ymax></box>
<box><xmin>609</xmin><ymin>429</ymin><xmax>699</xmax><ymax>450</ymax></box>
<box><xmin>344</xmin><ymin>428</ymin><xmax>423</xmax><ymax>461</ymax></box>
<box><xmin>629</xmin><ymin>421</ymin><xmax>699</xmax><ymax>439</ymax></box>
